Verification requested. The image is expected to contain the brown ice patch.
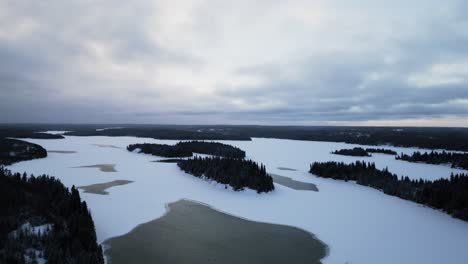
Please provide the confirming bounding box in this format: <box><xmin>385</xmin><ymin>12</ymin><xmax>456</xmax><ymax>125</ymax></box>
<box><xmin>104</xmin><ymin>199</ymin><xmax>327</xmax><ymax>264</ymax></box>
<box><xmin>277</xmin><ymin>167</ymin><xmax>298</xmax><ymax>171</ymax></box>
<box><xmin>271</xmin><ymin>174</ymin><xmax>318</xmax><ymax>191</ymax></box>
<box><xmin>72</xmin><ymin>164</ymin><xmax>117</xmax><ymax>172</ymax></box>
<box><xmin>78</xmin><ymin>180</ymin><xmax>133</xmax><ymax>195</ymax></box>
<box><xmin>92</xmin><ymin>144</ymin><xmax>121</xmax><ymax>149</ymax></box>
<box><xmin>48</xmin><ymin>150</ymin><xmax>77</xmax><ymax>154</ymax></box>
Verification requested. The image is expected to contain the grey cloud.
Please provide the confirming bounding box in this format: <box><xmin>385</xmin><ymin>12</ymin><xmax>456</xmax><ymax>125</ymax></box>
<box><xmin>1</xmin><ymin>0</ymin><xmax>468</xmax><ymax>125</ymax></box>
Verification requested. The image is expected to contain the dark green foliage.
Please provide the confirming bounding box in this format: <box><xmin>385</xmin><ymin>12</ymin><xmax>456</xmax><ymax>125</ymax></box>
<box><xmin>0</xmin><ymin>139</ymin><xmax>47</xmax><ymax>165</ymax></box>
<box><xmin>177</xmin><ymin>141</ymin><xmax>245</xmax><ymax>158</ymax></box>
<box><xmin>365</xmin><ymin>148</ymin><xmax>397</xmax><ymax>155</ymax></box>
<box><xmin>128</xmin><ymin>143</ymin><xmax>192</xmax><ymax>158</ymax></box>
<box><xmin>332</xmin><ymin>147</ymin><xmax>370</xmax><ymax>157</ymax></box>
<box><xmin>0</xmin><ymin>167</ymin><xmax>104</xmax><ymax>264</ymax></box>
<box><xmin>177</xmin><ymin>157</ymin><xmax>274</xmax><ymax>193</ymax></box>
<box><xmin>127</xmin><ymin>141</ymin><xmax>246</xmax><ymax>158</ymax></box>
<box><xmin>396</xmin><ymin>151</ymin><xmax>468</xmax><ymax>170</ymax></box>
<box><xmin>332</xmin><ymin>147</ymin><xmax>397</xmax><ymax>157</ymax></box>
<box><xmin>309</xmin><ymin>161</ymin><xmax>468</xmax><ymax>221</ymax></box>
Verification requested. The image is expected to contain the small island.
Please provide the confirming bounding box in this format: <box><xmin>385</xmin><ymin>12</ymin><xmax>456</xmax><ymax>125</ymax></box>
<box><xmin>177</xmin><ymin>157</ymin><xmax>274</xmax><ymax>193</ymax></box>
<box><xmin>332</xmin><ymin>147</ymin><xmax>397</xmax><ymax>157</ymax></box>
<box><xmin>309</xmin><ymin>161</ymin><xmax>468</xmax><ymax>221</ymax></box>
<box><xmin>396</xmin><ymin>151</ymin><xmax>468</xmax><ymax>170</ymax></box>
<box><xmin>0</xmin><ymin>167</ymin><xmax>104</xmax><ymax>263</ymax></box>
<box><xmin>0</xmin><ymin>138</ymin><xmax>47</xmax><ymax>165</ymax></box>
<box><xmin>331</xmin><ymin>147</ymin><xmax>370</xmax><ymax>157</ymax></box>
<box><xmin>127</xmin><ymin>141</ymin><xmax>246</xmax><ymax>158</ymax></box>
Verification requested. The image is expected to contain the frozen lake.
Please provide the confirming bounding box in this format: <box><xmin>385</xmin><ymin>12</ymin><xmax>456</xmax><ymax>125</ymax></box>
<box><xmin>7</xmin><ymin>136</ymin><xmax>468</xmax><ymax>264</ymax></box>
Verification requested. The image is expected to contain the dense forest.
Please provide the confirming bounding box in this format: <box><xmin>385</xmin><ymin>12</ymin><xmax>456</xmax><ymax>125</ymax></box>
<box><xmin>332</xmin><ymin>147</ymin><xmax>397</xmax><ymax>157</ymax></box>
<box><xmin>332</xmin><ymin>147</ymin><xmax>370</xmax><ymax>157</ymax></box>
<box><xmin>3</xmin><ymin>124</ymin><xmax>468</xmax><ymax>151</ymax></box>
<box><xmin>365</xmin><ymin>148</ymin><xmax>397</xmax><ymax>155</ymax></box>
<box><xmin>396</xmin><ymin>151</ymin><xmax>468</xmax><ymax>170</ymax></box>
<box><xmin>65</xmin><ymin>126</ymin><xmax>250</xmax><ymax>140</ymax></box>
<box><xmin>177</xmin><ymin>157</ymin><xmax>274</xmax><ymax>193</ymax></box>
<box><xmin>309</xmin><ymin>161</ymin><xmax>468</xmax><ymax>221</ymax></box>
<box><xmin>0</xmin><ymin>138</ymin><xmax>48</xmax><ymax>165</ymax></box>
<box><xmin>128</xmin><ymin>142</ymin><xmax>192</xmax><ymax>158</ymax></box>
<box><xmin>128</xmin><ymin>141</ymin><xmax>246</xmax><ymax>158</ymax></box>
<box><xmin>0</xmin><ymin>167</ymin><xmax>104</xmax><ymax>263</ymax></box>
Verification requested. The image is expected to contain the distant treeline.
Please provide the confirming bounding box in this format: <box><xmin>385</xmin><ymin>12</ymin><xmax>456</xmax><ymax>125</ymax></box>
<box><xmin>177</xmin><ymin>157</ymin><xmax>274</xmax><ymax>193</ymax></box>
<box><xmin>3</xmin><ymin>124</ymin><xmax>468</xmax><ymax>151</ymax></box>
<box><xmin>128</xmin><ymin>141</ymin><xmax>246</xmax><ymax>158</ymax></box>
<box><xmin>58</xmin><ymin>125</ymin><xmax>468</xmax><ymax>152</ymax></box>
<box><xmin>0</xmin><ymin>139</ymin><xmax>47</xmax><ymax>165</ymax></box>
<box><xmin>128</xmin><ymin>143</ymin><xmax>192</xmax><ymax>158</ymax></box>
<box><xmin>0</xmin><ymin>127</ymin><xmax>63</xmax><ymax>140</ymax></box>
<box><xmin>396</xmin><ymin>151</ymin><xmax>468</xmax><ymax>170</ymax></box>
<box><xmin>0</xmin><ymin>167</ymin><xmax>104</xmax><ymax>263</ymax></box>
<box><xmin>309</xmin><ymin>161</ymin><xmax>468</xmax><ymax>221</ymax></box>
<box><xmin>332</xmin><ymin>147</ymin><xmax>396</xmax><ymax>157</ymax></box>
<box><xmin>332</xmin><ymin>147</ymin><xmax>370</xmax><ymax>157</ymax></box>
<box><xmin>66</xmin><ymin>126</ymin><xmax>250</xmax><ymax>141</ymax></box>
<box><xmin>365</xmin><ymin>148</ymin><xmax>397</xmax><ymax>155</ymax></box>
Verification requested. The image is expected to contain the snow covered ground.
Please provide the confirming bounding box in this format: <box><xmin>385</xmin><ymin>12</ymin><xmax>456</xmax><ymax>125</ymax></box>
<box><xmin>6</xmin><ymin>136</ymin><xmax>468</xmax><ymax>264</ymax></box>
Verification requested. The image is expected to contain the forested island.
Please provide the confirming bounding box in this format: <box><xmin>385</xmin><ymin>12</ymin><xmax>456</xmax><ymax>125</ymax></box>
<box><xmin>396</xmin><ymin>151</ymin><xmax>468</xmax><ymax>170</ymax></box>
<box><xmin>0</xmin><ymin>167</ymin><xmax>104</xmax><ymax>263</ymax></box>
<box><xmin>177</xmin><ymin>157</ymin><xmax>274</xmax><ymax>193</ymax></box>
<box><xmin>128</xmin><ymin>141</ymin><xmax>246</xmax><ymax>158</ymax></box>
<box><xmin>128</xmin><ymin>142</ymin><xmax>192</xmax><ymax>157</ymax></box>
<box><xmin>332</xmin><ymin>147</ymin><xmax>370</xmax><ymax>157</ymax></box>
<box><xmin>309</xmin><ymin>161</ymin><xmax>468</xmax><ymax>221</ymax></box>
<box><xmin>332</xmin><ymin>147</ymin><xmax>397</xmax><ymax>157</ymax></box>
<box><xmin>0</xmin><ymin>138</ymin><xmax>48</xmax><ymax>165</ymax></box>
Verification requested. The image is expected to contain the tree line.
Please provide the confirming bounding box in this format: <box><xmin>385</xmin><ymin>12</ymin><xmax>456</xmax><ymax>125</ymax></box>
<box><xmin>3</xmin><ymin>124</ymin><xmax>468</xmax><ymax>152</ymax></box>
<box><xmin>309</xmin><ymin>161</ymin><xmax>468</xmax><ymax>221</ymax></box>
<box><xmin>177</xmin><ymin>157</ymin><xmax>274</xmax><ymax>193</ymax></box>
<box><xmin>332</xmin><ymin>147</ymin><xmax>370</xmax><ymax>157</ymax></box>
<box><xmin>0</xmin><ymin>139</ymin><xmax>48</xmax><ymax>165</ymax></box>
<box><xmin>365</xmin><ymin>148</ymin><xmax>397</xmax><ymax>155</ymax></box>
<box><xmin>127</xmin><ymin>141</ymin><xmax>246</xmax><ymax>158</ymax></box>
<box><xmin>332</xmin><ymin>147</ymin><xmax>397</xmax><ymax>157</ymax></box>
<box><xmin>0</xmin><ymin>167</ymin><xmax>104</xmax><ymax>263</ymax></box>
<box><xmin>396</xmin><ymin>151</ymin><xmax>468</xmax><ymax>170</ymax></box>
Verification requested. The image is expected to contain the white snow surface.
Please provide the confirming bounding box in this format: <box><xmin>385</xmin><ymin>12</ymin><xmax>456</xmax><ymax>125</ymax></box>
<box><xmin>10</xmin><ymin>223</ymin><xmax>53</xmax><ymax>238</ymax></box>
<box><xmin>7</xmin><ymin>136</ymin><xmax>468</xmax><ymax>264</ymax></box>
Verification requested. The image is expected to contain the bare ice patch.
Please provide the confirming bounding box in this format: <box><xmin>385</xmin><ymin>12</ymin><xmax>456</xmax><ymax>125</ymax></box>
<box><xmin>72</xmin><ymin>164</ymin><xmax>117</xmax><ymax>172</ymax></box>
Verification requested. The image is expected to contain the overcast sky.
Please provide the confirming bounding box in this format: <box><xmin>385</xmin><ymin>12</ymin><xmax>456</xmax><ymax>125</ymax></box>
<box><xmin>1</xmin><ymin>0</ymin><xmax>468</xmax><ymax>126</ymax></box>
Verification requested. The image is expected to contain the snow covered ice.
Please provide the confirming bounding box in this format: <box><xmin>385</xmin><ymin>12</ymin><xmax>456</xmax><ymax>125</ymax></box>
<box><xmin>7</xmin><ymin>136</ymin><xmax>468</xmax><ymax>264</ymax></box>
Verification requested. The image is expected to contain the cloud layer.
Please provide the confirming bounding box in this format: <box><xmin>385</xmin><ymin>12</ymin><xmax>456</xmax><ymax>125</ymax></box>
<box><xmin>1</xmin><ymin>0</ymin><xmax>468</xmax><ymax>126</ymax></box>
